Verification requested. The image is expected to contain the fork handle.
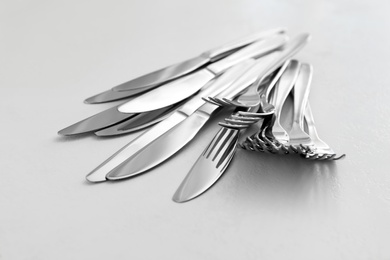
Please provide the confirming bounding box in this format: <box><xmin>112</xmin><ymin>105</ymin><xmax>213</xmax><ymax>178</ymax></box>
<box><xmin>292</xmin><ymin>63</ymin><xmax>312</xmax><ymax>130</ymax></box>
<box><xmin>271</xmin><ymin>60</ymin><xmax>301</xmax><ymax>117</ymax></box>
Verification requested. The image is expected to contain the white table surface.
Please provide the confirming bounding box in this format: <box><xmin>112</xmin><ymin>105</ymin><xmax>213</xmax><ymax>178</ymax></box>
<box><xmin>1</xmin><ymin>0</ymin><xmax>390</xmax><ymax>259</ymax></box>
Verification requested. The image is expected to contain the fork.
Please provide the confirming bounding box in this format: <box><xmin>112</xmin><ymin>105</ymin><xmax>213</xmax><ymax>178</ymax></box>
<box><xmin>264</xmin><ymin>60</ymin><xmax>301</xmax><ymax>144</ymax></box>
<box><xmin>240</xmin><ymin>60</ymin><xmax>302</xmax><ymax>154</ymax></box>
<box><xmin>300</xmin><ymin>103</ymin><xmax>345</xmax><ymax>160</ymax></box>
<box><xmin>286</xmin><ymin>63</ymin><xmax>313</xmax><ymax>153</ymax></box>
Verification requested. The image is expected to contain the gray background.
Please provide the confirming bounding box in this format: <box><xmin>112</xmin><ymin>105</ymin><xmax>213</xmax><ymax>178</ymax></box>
<box><xmin>1</xmin><ymin>0</ymin><xmax>390</xmax><ymax>259</ymax></box>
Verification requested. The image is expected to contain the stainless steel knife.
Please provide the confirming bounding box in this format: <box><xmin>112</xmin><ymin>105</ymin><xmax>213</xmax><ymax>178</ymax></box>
<box><xmin>84</xmin><ymin>87</ymin><xmax>148</xmax><ymax>104</ymax></box>
<box><xmin>61</xmin><ymin>35</ymin><xmax>287</xmax><ymax>136</ymax></box>
<box><xmin>84</xmin><ymin>27</ymin><xmax>286</xmax><ymax>104</ymax></box>
<box><xmin>172</xmin><ymin>62</ymin><xmax>292</xmax><ymax>203</ymax></box>
<box><xmin>172</xmin><ymin>121</ymin><xmax>242</xmax><ymax>203</ymax></box>
<box><xmin>117</xmin><ymin>35</ymin><xmax>288</xmax><ymax>114</ymax></box>
<box><xmin>86</xmin><ymin>59</ymin><xmax>257</xmax><ymax>182</ymax></box>
<box><xmin>58</xmin><ymin>102</ymin><xmax>137</xmax><ymax>136</ymax></box>
<box><xmin>94</xmin><ymin>101</ymin><xmax>181</xmax><ymax>136</ymax></box>
<box><xmin>105</xmin><ymin>34</ymin><xmax>310</xmax><ymax>181</ymax></box>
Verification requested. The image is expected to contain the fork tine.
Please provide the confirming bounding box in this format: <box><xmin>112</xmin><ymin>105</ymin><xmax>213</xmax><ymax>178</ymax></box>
<box><xmin>215</xmin><ymin>131</ymin><xmax>239</xmax><ymax>169</ymax></box>
<box><xmin>332</xmin><ymin>154</ymin><xmax>346</xmax><ymax>160</ymax></box>
<box><xmin>219</xmin><ymin>122</ymin><xmax>251</xmax><ymax>129</ymax></box>
<box><xmin>202</xmin><ymin>97</ymin><xmax>222</xmax><ymax>106</ymax></box>
<box><xmin>224</xmin><ymin>118</ymin><xmax>258</xmax><ymax>124</ymax></box>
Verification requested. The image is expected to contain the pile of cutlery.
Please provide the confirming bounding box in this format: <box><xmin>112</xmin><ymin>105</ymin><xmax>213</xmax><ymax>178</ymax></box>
<box><xmin>58</xmin><ymin>27</ymin><xmax>344</xmax><ymax>203</ymax></box>
<box><xmin>239</xmin><ymin>62</ymin><xmax>346</xmax><ymax>161</ymax></box>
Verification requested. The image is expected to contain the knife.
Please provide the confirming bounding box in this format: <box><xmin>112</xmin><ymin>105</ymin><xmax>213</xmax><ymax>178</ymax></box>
<box><xmin>58</xmin><ymin>102</ymin><xmax>137</xmax><ymax>136</ymax></box>
<box><xmin>60</xmin><ymin>35</ymin><xmax>287</xmax><ymax>136</ymax></box>
<box><xmin>172</xmin><ymin>62</ymin><xmax>292</xmax><ymax>203</ymax></box>
<box><xmin>86</xmin><ymin>59</ymin><xmax>257</xmax><ymax>182</ymax></box>
<box><xmin>58</xmin><ymin>99</ymin><xmax>187</xmax><ymax>136</ymax></box>
<box><xmin>84</xmin><ymin>27</ymin><xmax>286</xmax><ymax>104</ymax></box>
<box><xmin>105</xmin><ymin>34</ymin><xmax>310</xmax><ymax>181</ymax></box>
<box><xmin>94</xmin><ymin>101</ymin><xmax>181</xmax><ymax>136</ymax></box>
<box><xmin>172</xmin><ymin>115</ymin><xmax>248</xmax><ymax>203</ymax></box>
<box><xmin>117</xmin><ymin>35</ymin><xmax>288</xmax><ymax>114</ymax></box>
<box><xmin>84</xmin><ymin>87</ymin><xmax>149</xmax><ymax>104</ymax></box>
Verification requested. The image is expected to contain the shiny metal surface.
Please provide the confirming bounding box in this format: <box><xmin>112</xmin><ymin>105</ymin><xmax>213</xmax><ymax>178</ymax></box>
<box><xmin>270</xmin><ymin>60</ymin><xmax>301</xmax><ymax>144</ymax></box>
<box><xmin>117</xmin><ymin>35</ymin><xmax>287</xmax><ymax>114</ymax></box>
<box><xmin>303</xmin><ymin>103</ymin><xmax>345</xmax><ymax>160</ymax></box>
<box><xmin>241</xmin><ymin>63</ymin><xmax>345</xmax><ymax>160</ymax></box>
<box><xmin>86</xmin><ymin>60</ymin><xmax>256</xmax><ymax>182</ymax></box>
<box><xmin>58</xmin><ymin>100</ymin><xmax>184</xmax><ymax>136</ymax></box>
<box><xmin>205</xmin><ymin>34</ymin><xmax>288</xmax><ymax>74</ymax></box>
<box><xmin>208</xmin><ymin>34</ymin><xmax>310</xmax><ymax>107</ymax></box>
<box><xmin>85</xmin><ymin>112</ymin><xmax>188</xmax><ymax>182</ymax></box>
<box><xmin>204</xmin><ymin>52</ymin><xmax>281</xmax><ymax>105</ymax></box>
<box><xmin>63</xmin><ymin>59</ymin><xmax>252</xmax><ymax>136</ymax></box>
<box><xmin>104</xmin><ymin>55</ymin><xmax>282</xmax><ymax>180</ymax></box>
<box><xmin>172</xmin><ymin>127</ymin><xmax>239</xmax><ymax>203</ymax></box>
<box><xmin>173</xmin><ymin>104</ymin><xmax>271</xmax><ymax>203</ymax></box>
<box><xmin>4</xmin><ymin>1</ymin><xmax>390</xmax><ymax>259</ymax></box>
<box><xmin>118</xmin><ymin>69</ymin><xmax>215</xmax><ymax>113</ymax></box>
<box><xmin>112</xmin><ymin>27</ymin><xmax>286</xmax><ymax>92</ymax></box>
<box><xmin>84</xmin><ymin>87</ymin><xmax>148</xmax><ymax>104</ymax></box>
<box><xmin>288</xmin><ymin>63</ymin><xmax>313</xmax><ymax>148</ymax></box>
<box><xmin>107</xmin><ymin>102</ymin><xmax>220</xmax><ymax>180</ymax></box>
<box><xmin>58</xmin><ymin>103</ymin><xmax>136</xmax><ymax>136</ymax></box>
<box><xmin>105</xmin><ymin>38</ymin><xmax>311</xmax><ymax>181</ymax></box>
<box><xmin>94</xmin><ymin>103</ymin><xmax>181</xmax><ymax>136</ymax></box>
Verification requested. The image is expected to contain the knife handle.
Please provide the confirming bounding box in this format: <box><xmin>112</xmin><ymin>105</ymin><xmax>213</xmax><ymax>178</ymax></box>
<box><xmin>178</xmin><ymin>59</ymin><xmax>256</xmax><ymax>116</ymax></box>
<box><xmin>206</xmin><ymin>34</ymin><xmax>288</xmax><ymax>75</ymax></box>
<box><xmin>217</xmin><ymin>33</ymin><xmax>311</xmax><ymax>100</ymax></box>
<box><xmin>214</xmin><ymin>51</ymin><xmax>281</xmax><ymax>100</ymax></box>
<box><xmin>202</xmin><ymin>27</ymin><xmax>286</xmax><ymax>62</ymax></box>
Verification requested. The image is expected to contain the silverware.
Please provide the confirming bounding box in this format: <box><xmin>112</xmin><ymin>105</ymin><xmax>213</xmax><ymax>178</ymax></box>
<box><xmin>84</xmin><ymin>87</ymin><xmax>148</xmax><ymax>104</ymax></box>
<box><xmin>269</xmin><ymin>60</ymin><xmax>301</xmax><ymax>144</ymax></box>
<box><xmin>86</xmin><ymin>34</ymin><xmax>309</xmax><ymax>182</ymax></box>
<box><xmin>205</xmin><ymin>34</ymin><xmax>310</xmax><ymax>108</ymax></box>
<box><xmin>94</xmin><ymin>102</ymin><xmax>180</xmax><ymax>137</ymax></box>
<box><xmin>301</xmin><ymin>103</ymin><xmax>346</xmax><ymax>160</ymax></box>
<box><xmin>241</xmin><ymin>60</ymin><xmax>302</xmax><ymax>154</ymax></box>
<box><xmin>287</xmin><ymin>63</ymin><xmax>313</xmax><ymax>150</ymax></box>
<box><xmin>58</xmin><ymin>99</ymin><xmax>186</xmax><ymax>136</ymax></box>
<box><xmin>241</xmin><ymin>63</ymin><xmax>345</xmax><ymax>160</ymax></box>
<box><xmin>172</xmin><ymin>103</ymin><xmax>272</xmax><ymax>203</ymax></box>
<box><xmin>117</xmin><ymin>35</ymin><xmax>288</xmax><ymax>114</ymax></box>
<box><xmin>85</xmin><ymin>27</ymin><xmax>286</xmax><ymax>104</ymax></box>
<box><xmin>58</xmin><ymin>101</ymin><xmax>136</xmax><ymax>136</ymax></box>
<box><xmin>86</xmin><ymin>59</ymin><xmax>257</xmax><ymax>182</ymax></box>
<box><xmin>104</xmin><ymin>35</ymin><xmax>309</xmax><ymax>181</ymax></box>
<box><xmin>61</xmin><ymin>56</ymin><xmax>257</xmax><ymax>136</ymax></box>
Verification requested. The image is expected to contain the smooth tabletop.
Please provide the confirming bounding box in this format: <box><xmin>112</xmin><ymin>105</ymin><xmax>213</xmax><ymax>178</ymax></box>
<box><xmin>1</xmin><ymin>0</ymin><xmax>390</xmax><ymax>259</ymax></box>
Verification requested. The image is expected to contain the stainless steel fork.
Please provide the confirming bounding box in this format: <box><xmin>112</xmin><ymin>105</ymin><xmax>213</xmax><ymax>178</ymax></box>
<box><xmin>172</xmin><ymin>106</ymin><xmax>265</xmax><ymax>203</ymax></box>
<box><xmin>300</xmin><ymin>103</ymin><xmax>345</xmax><ymax>160</ymax></box>
<box><xmin>286</xmin><ymin>63</ymin><xmax>313</xmax><ymax>152</ymax></box>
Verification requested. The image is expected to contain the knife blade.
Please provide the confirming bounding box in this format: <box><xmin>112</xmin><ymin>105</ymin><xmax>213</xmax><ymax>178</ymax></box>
<box><xmin>172</xmin><ymin>63</ymin><xmax>291</xmax><ymax>202</ymax></box>
<box><xmin>94</xmin><ymin>101</ymin><xmax>182</xmax><ymax>136</ymax></box>
<box><xmin>105</xmin><ymin>34</ymin><xmax>310</xmax><ymax>181</ymax></box>
<box><xmin>172</xmin><ymin>123</ymin><xmax>240</xmax><ymax>203</ymax></box>
<box><xmin>84</xmin><ymin>87</ymin><xmax>149</xmax><ymax>104</ymax></box>
<box><xmin>104</xmin><ymin>52</ymin><xmax>281</xmax><ymax>180</ymax></box>
<box><xmin>61</xmin><ymin>35</ymin><xmax>282</xmax><ymax>137</ymax></box>
<box><xmin>114</xmin><ymin>28</ymin><xmax>286</xmax><ymax>92</ymax></box>
<box><xmin>117</xmin><ymin>35</ymin><xmax>288</xmax><ymax>114</ymax></box>
<box><xmin>84</xmin><ymin>27</ymin><xmax>286</xmax><ymax>104</ymax></box>
<box><xmin>58</xmin><ymin>102</ymin><xmax>137</xmax><ymax>136</ymax></box>
<box><xmin>86</xmin><ymin>59</ymin><xmax>257</xmax><ymax>182</ymax></box>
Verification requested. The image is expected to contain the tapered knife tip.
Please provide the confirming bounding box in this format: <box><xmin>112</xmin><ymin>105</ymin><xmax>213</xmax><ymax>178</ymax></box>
<box><xmin>172</xmin><ymin>189</ymin><xmax>195</xmax><ymax>203</ymax></box>
<box><xmin>85</xmin><ymin>174</ymin><xmax>108</xmax><ymax>183</ymax></box>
